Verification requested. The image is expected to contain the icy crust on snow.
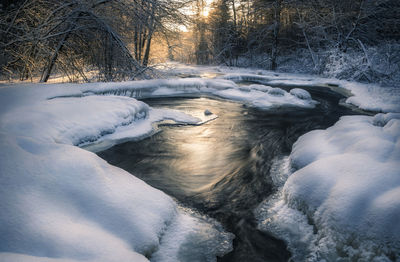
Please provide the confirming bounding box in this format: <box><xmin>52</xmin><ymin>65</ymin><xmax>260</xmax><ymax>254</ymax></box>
<box><xmin>0</xmin><ymin>86</ymin><xmax>233</xmax><ymax>261</ymax></box>
<box><xmin>257</xmin><ymin>114</ymin><xmax>400</xmax><ymax>261</ymax></box>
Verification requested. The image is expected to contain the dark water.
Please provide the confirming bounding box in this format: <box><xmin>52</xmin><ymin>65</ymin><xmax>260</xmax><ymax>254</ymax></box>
<box><xmin>98</xmin><ymin>87</ymin><xmax>361</xmax><ymax>262</ymax></box>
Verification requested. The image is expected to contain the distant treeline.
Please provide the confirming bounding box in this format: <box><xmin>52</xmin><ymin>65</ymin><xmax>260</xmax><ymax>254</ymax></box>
<box><xmin>192</xmin><ymin>0</ymin><xmax>400</xmax><ymax>84</ymax></box>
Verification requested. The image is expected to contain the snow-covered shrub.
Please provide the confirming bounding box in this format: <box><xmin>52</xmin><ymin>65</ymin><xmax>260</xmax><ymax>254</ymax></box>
<box><xmin>276</xmin><ymin>49</ymin><xmax>318</xmax><ymax>74</ymax></box>
<box><xmin>320</xmin><ymin>41</ymin><xmax>400</xmax><ymax>86</ymax></box>
<box><xmin>235</xmin><ymin>41</ymin><xmax>400</xmax><ymax>87</ymax></box>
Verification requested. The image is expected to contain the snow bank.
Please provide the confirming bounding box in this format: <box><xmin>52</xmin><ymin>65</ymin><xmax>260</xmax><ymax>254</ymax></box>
<box><xmin>0</xmin><ymin>84</ymin><xmax>203</xmax><ymax>150</ymax></box>
<box><xmin>2</xmin><ymin>96</ymin><xmax>150</xmax><ymax>146</ymax></box>
<box><xmin>342</xmin><ymin>81</ymin><xmax>400</xmax><ymax>113</ymax></box>
<box><xmin>78</xmin><ymin>78</ymin><xmax>317</xmax><ymax>110</ymax></box>
<box><xmin>257</xmin><ymin>114</ymin><xmax>400</xmax><ymax>261</ymax></box>
<box><xmin>0</xmin><ymin>85</ymin><xmax>233</xmax><ymax>261</ymax></box>
<box><xmin>2</xmin><ymin>76</ymin><xmax>317</xmax><ymax>111</ymax></box>
<box><xmin>152</xmin><ymin>207</ymin><xmax>233</xmax><ymax>262</ymax></box>
<box><xmin>214</xmin><ymin>86</ymin><xmax>317</xmax><ymax>109</ymax></box>
<box><xmin>218</xmin><ymin>72</ymin><xmax>400</xmax><ymax>113</ymax></box>
<box><xmin>0</xmin><ymin>134</ymin><xmax>173</xmax><ymax>261</ymax></box>
<box><xmin>157</xmin><ymin>63</ymin><xmax>399</xmax><ymax>113</ymax></box>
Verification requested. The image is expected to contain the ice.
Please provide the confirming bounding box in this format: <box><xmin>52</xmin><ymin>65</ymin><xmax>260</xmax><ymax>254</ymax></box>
<box><xmin>257</xmin><ymin>114</ymin><xmax>400</xmax><ymax>261</ymax></box>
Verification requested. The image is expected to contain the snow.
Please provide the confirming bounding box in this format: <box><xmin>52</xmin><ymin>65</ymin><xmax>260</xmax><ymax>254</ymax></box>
<box><xmin>1</xmin><ymin>77</ymin><xmax>317</xmax><ymax>111</ymax></box>
<box><xmin>219</xmin><ymin>73</ymin><xmax>400</xmax><ymax>113</ymax></box>
<box><xmin>79</xmin><ymin>78</ymin><xmax>317</xmax><ymax>110</ymax></box>
<box><xmin>1</xmin><ymin>62</ymin><xmax>400</xmax><ymax>261</ymax></box>
<box><xmin>289</xmin><ymin>88</ymin><xmax>312</xmax><ymax>100</ymax></box>
<box><xmin>0</xmin><ymin>135</ymin><xmax>171</xmax><ymax>261</ymax></box>
<box><xmin>256</xmin><ymin>114</ymin><xmax>400</xmax><ymax>261</ymax></box>
<box><xmin>158</xmin><ymin>62</ymin><xmax>400</xmax><ymax>113</ymax></box>
<box><xmin>0</xmin><ymin>85</ymin><xmax>232</xmax><ymax>261</ymax></box>
<box><xmin>214</xmin><ymin>87</ymin><xmax>316</xmax><ymax>109</ymax></box>
<box><xmin>151</xmin><ymin>207</ymin><xmax>233</xmax><ymax>262</ymax></box>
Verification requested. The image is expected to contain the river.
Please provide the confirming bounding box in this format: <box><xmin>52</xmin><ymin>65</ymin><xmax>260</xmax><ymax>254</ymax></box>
<box><xmin>98</xmin><ymin>85</ymin><xmax>362</xmax><ymax>261</ymax></box>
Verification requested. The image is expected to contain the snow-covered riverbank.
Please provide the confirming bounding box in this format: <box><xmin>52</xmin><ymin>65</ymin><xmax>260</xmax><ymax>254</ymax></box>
<box><xmin>0</xmin><ymin>64</ymin><xmax>399</xmax><ymax>261</ymax></box>
<box><xmin>256</xmin><ymin>113</ymin><xmax>400</xmax><ymax>261</ymax></box>
<box><xmin>0</xmin><ymin>77</ymin><xmax>317</xmax><ymax>261</ymax></box>
<box><xmin>158</xmin><ymin>62</ymin><xmax>400</xmax><ymax>113</ymax></box>
<box><xmin>0</xmin><ymin>84</ymin><xmax>237</xmax><ymax>262</ymax></box>
<box><xmin>161</xmin><ymin>63</ymin><xmax>400</xmax><ymax>260</ymax></box>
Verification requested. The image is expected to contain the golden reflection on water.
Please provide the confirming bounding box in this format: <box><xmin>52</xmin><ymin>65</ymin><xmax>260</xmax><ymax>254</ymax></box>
<box><xmin>166</xmin><ymin>100</ymin><xmax>245</xmax><ymax>194</ymax></box>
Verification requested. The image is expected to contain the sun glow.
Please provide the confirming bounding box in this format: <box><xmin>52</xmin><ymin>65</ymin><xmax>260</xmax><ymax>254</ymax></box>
<box><xmin>201</xmin><ymin>8</ymin><xmax>209</xmax><ymax>17</ymax></box>
<box><xmin>201</xmin><ymin>0</ymin><xmax>213</xmax><ymax>17</ymax></box>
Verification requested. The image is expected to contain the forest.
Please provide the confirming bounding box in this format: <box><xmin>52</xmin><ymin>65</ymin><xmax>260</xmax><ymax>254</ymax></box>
<box><xmin>1</xmin><ymin>1</ymin><xmax>400</xmax><ymax>262</ymax></box>
<box><xmin>1</xmin><ymin>0</ymin><xmax>399</xmax><ymax>85</ymax></box>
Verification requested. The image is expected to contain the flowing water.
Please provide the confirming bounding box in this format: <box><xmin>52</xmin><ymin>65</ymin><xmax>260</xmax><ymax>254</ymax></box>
<box><xmin>98</xmin><ymin>85</ymin><xmax>362</xmax><ymax>261</ymax></box>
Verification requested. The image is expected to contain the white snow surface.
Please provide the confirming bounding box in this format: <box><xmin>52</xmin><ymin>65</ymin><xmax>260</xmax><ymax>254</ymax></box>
<box><xmin>158</xmin><ymin>62</ymin><xmax>400</xmax><ymax>260</ymax></box>
<box><xmin>82</xmin><ymin>77</ymin><xmax>317</xmax><ymax>110</ymax></box>
<box><xmin>158</xmin><ymin>62</ymin><xmax>400</xmax><ymax>113</ymax></box>
<box><xmin>0</xmin><ymin>84</ymin><xmax>234</xmax><ymax>261</ymax></box>
<box><xmin>0</xmin><ymin>77</ymin><xmax>317</xmax><ymax>110</ymax></box>
<box><xmin>220</xmin><ymin>73</ymin><xmax>400</xmax><ymax>112</ymax></box>
<box><xmin>256</xmin><ymin>114</ymin><xmax>400</xmax><ymax>261</ymax></box>
<box><xmin>2</xmin><ymin>63</ymin><xmax>400</xmax><ymax>261</ymax></box>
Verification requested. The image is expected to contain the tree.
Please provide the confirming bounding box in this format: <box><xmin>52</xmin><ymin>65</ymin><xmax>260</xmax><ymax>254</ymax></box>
<box><xmin>193</xmin><ymin>0</ymin><xmax>210</xmax><ymax>64</ymax></box>
<box><xmin>0</xmin><ymin>0</ymin><xmax>192</xmax><ymax>82</ymax></box>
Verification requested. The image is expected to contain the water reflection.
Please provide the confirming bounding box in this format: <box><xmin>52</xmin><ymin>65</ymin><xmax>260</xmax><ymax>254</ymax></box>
<box><xmin>98</xmin><ymin>90</ymin><xmax>360</xmax><ymax>262</ymax></box>
<box><xmin>99</xmin><ymin>98</ymin><xmax>252</xmax><ymax>199</ymax></box>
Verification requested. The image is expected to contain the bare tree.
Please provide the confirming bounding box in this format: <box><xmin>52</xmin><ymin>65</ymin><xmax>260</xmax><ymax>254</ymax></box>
<box><xmin>0</xmin><ymin>0</ymin><xmax>192</xmax><ymax>82</ymax></box>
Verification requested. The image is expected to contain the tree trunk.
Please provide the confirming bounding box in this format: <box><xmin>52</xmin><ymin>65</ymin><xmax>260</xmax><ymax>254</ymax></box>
<box><xmin>104</xmin><ymin>33</ymin><xmax>113</xmax><ymax>81</ymax></box>
<box><xmin>270</xmin><ymin>0</ymin><xmax>281</xmax><ymax>71</ymax></box>
<box><xmin>40</xmin><ymin>29</ymin><xmax>71</xmax><ymax>82</ymax></box>
<box><xmin>142</xmin><ymin>29</ymin><xmax>153</xmax><ymax>67</ymax></box>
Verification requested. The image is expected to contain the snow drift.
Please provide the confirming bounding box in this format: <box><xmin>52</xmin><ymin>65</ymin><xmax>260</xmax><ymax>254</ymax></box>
<box><xmin>0</xmin><ymin>85</ymin><xmax>233</xmax><ymax>262</ymax></box>
<box><xmin>157</xmin><ymin>62</ymin><xmax>400</xmax><ymax>113</ymax></box>
<box><xmin>257</xmin><ymin>113</ymin><xmax>400</xmax><ymax>261</ymax></box>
